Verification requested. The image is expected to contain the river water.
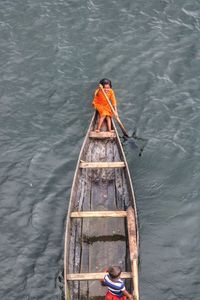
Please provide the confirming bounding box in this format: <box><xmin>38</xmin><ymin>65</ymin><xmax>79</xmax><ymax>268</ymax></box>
<box><xmin>0</xmin><ymin>0</ymin><xmax>200</xmax><ymax>299</ymax></box>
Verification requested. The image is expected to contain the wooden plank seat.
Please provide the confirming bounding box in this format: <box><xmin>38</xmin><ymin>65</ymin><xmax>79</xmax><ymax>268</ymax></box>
<box><xmin>66</xmin><ymin>272</ymin><xmax>132</xmax><ymax>281</ymax></box>
<box><xmin>89</xmin><ymin>131</ymin><xmax>116</xmax><ymax>139</ymax></box>
<box><xmin>79</xmin><ymin>161</ymin><xmax>125</xmax><ymax>169</ymax></box>
<box><xmin>70</xmin><ymin>211</ymin><xmax>127</xmax><ymax>218</ymax></box>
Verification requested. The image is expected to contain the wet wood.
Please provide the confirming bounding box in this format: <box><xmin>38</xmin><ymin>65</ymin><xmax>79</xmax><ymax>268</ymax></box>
<box><xmin>70</xmin><ymin>211</ymin><xmax>127</xmax><ymax>218</ymax></box>
<box><xmin>89</xmin><ymin>131</ymin><xmax>116</xmax><ymax>139</ymax></box>
<box><xmin>66</xmin><ymin>272</ymin><xmax>132</xmax><ymax>281</ymax></box>
<box><xmin>79</xmin><ymin>161</ymin><xmax>125</xmax><ymax>168</ymax></box>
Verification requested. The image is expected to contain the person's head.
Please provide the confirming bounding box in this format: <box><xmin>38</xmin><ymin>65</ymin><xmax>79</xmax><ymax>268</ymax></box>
<box><xmin>99</xmin><ymin>78</ymin><xmax>112</xmax><ymax>91</ymax></box>
<box><xmin>108</xmin><ymin>266</ymin><xmax>122</xmax><ymax>279</ymax></box>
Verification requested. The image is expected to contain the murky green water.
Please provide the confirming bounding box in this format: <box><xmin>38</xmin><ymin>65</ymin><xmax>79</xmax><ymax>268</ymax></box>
<box><xmin>0</xmin><ymin>0</ymin><xmax>200</xmax><ymax>299</ymax></box>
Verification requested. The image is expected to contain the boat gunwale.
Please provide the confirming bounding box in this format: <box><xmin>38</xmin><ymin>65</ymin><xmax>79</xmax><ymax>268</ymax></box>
<box><xmin>112</xmin><ymin>119</ymin><xmax>139</xmax><ymax>251</ymax></box>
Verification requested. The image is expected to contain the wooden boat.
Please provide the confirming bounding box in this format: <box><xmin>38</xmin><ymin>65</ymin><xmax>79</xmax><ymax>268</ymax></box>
<box><xmin>64</xmin><ymin>112</ymin><xmax>139</xmax><ymax>300</ymax></box>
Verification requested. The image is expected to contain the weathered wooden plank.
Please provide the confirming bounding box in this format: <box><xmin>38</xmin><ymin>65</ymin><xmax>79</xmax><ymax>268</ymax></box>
<box><xmin>88</xmin><ymin>180</ymin><xmax>126</xmax><ymax>238</ymax></box>
<box><xmin>71</xmin><ymin>211</ymin><xmax>127</xmax><ymax>218</ymax></box>
<box><xmin>80</xmin><ymin>161</ymin><xmax>125</xmax><ymax>169</ymax></box>
<box><xmin>88</xmin><ymin>240</ymin><xmax>127</xmax><ymax>298</ymax></box>
<box><xmin>88</xmin><ymin>179</ymin><xmax>107</xmax><ymax>297</ymax></box>
<box><xmin>67</xmin><ymin>222</ymin><xmax>76</xmax><ymax>300</ymax></box>
<box><xmin>127</xmin><ymin>206</ymin><xmax>139</xmax><ymax>300</ymax></box>
<box><xmin>66</xmin><ymin>272</ymin><xmax>132</xmax><ymax>281</ymax></box>
<box><xmin>79</xmin><ymin>167</ymin><xmax>91</xmax><ymax>298</ymax></box>
<box><xmin>89</xmin><ymin>131</ymin><xmax>116</xmax><ymax>139</ymax></box>
<box><xmin>86</xmin><ymin>167</ymin><xmax>127</xmax><ymax>297</ymax></box>
<box><xmin>127</xmin><ymin>207</ymin><xmax>137</xmax><ymax>259</ymax></box>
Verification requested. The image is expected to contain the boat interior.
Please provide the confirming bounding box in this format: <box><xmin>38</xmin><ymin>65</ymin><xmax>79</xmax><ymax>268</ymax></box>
<box><xmin>65</xmin><ymin>114</ymin><xmax>137</xmax><ymax>299</ymax></box>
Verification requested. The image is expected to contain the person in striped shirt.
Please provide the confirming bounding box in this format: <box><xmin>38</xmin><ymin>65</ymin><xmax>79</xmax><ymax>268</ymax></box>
<box><xmin>101</xmin><ymin>266</ymin><xmax>134</xmax><ymax>300</ymax></box>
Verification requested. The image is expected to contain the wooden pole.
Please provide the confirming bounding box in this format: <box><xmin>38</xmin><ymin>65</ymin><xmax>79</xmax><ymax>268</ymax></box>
<box><xmin>127</xmin><ymin>206</ymin><xmax>139</xmax><ymax>300</ymax></box>
<box><xmin>99</xmin><ymin>84</ymin><xmax>130</xmax><ymax>138</ymax></box>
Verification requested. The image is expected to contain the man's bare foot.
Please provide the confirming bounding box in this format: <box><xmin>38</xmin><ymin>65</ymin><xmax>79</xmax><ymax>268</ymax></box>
<box><xmin>95</xmin><ymin>129</ymin><xmax>100</xmax><ymax>133</ymax></box>
<box><xmin>109</xmin><ymin>129</ymin><xmax>115</xmax><ymax>133</ymax></box>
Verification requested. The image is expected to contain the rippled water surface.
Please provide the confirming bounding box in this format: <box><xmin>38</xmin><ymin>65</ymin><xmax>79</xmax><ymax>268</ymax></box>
<box><xmin>0</xmin><ymin>0</ymin><xmax>200</xmax><ymax>299</ymax></box>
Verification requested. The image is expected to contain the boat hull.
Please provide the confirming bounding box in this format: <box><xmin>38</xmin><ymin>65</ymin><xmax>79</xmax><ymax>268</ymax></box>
<box><xmin>64</xmin><ymin>112</ymin><xmax>139</xmax><ymax>299</ymax></box>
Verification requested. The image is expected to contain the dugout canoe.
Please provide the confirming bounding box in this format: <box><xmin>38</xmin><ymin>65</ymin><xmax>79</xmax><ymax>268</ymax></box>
<box><xmin>64</xmin><ymin>112</ymin><xmax>139</xmax><ymax>300</ymax></box>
